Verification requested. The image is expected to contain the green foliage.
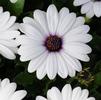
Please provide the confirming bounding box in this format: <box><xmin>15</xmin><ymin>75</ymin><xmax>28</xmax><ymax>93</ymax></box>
<box><xmin>0</xmin><ymin>0</ymin><xmax>25</xmax><ymax>16</ymax></box>
<box><xmin>95</xmin><ymin>72</ymin><xmax>101</xmax><ymax>86</ymax></box>
<box><xmin>14</xmin><ymin>71</ymin><xmax>34</xmax><ymax>86</ymax></box>
<box><xmin>8</xmin><ymin>0</ymin><xmax>25</xmax><ymax>16</ymax></box>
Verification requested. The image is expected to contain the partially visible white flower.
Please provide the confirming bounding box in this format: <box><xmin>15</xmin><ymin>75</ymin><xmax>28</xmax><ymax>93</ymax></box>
<box><xmin>0</xmin><ymin>7</ymin><xmax>20</xmax><ymax>60</ymax></box>
<box><xmin>10</xmin><ymin>0</ymin><xmax>18</xmax><ymax>3</ymax></box>
<box><xmin>0</xmin><ymin>78</ymin><xmax>27</xmax><ymax>100</ymax></box>
<box><xmin>73</xmin><ymin>0</ymin><xmax>101</xmax><ymax>18</ymax></box>
<box><xmin>36</xmin><ymin>84</ymin><xmax>95</xmax><ymax>100</ymax></box>
<box><xmin>17</xmin><ymin>4</ymin><xmax>92</xmax><ymax>80</ymax></box>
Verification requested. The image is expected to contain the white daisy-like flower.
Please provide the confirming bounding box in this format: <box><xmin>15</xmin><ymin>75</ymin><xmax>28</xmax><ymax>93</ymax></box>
<box><xmin>0</xmin><ymin>7</ymin><xmax>20</xmax><ymax>60</ymax></box>
<box><xmin>36</xmin><ymin>84</ymin><xmax>95</xmax><ymax>100</ymax></box>
<box><xmin>73</xmin><ymin>0</ymin><xmax>101</xmax><ymax>18</ymax></box>
<box><xmin>0</xmin><ymin>78</ymin><xmax>27</xmax><ymax>100</ymax></box>
<box><xmin>10</xmin><ymin>0</ymin><xmax>18</xmax><ymax>3</ymax></box>
<box><xmin>17</xmin><ymin>4</ymin><xmax>92</xmax><ymax>80</ymax></box>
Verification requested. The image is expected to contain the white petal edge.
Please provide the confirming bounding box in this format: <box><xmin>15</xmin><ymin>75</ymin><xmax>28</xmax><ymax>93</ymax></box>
<box><xmin>47</xmin><ymin>4</ymin><xmax>59</xmax><ymax>35</ymax></box>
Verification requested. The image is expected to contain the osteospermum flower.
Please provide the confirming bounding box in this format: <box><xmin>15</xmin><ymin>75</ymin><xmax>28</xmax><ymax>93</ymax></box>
<box><xmin>0</xmin><ymin>7</ymin><xmax>20</xmax><ymax>60</ymax></box>
<box><xmin>17</xmin><ymin>4</ymin><xmax>92</xmax><ymax>80</ymax></box>
<box><xmin>73</xmin><ymin>0</ymin><xmax>101</xmax><ymax>18</ymax></box>
<box><xmin>36</xmin><ymin>84</ymin><xmax>95</xmax><ymax>100</ymax></box>
<box><xmin>0</xmin><ymin>78</ymin><xmax>27</xmax><ymax>100</ymax></box>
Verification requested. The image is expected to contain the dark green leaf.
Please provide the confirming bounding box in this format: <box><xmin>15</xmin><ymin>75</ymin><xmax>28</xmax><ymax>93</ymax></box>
<box><xmin>14</xmin><ymin>71</ymin><xmax>34</xmax><ymax>86</ymax></box>
<box><xmin>8</xmin><ymin>0</ymin><xmax>25</xmax><ymax>16</ymax></box>
<box><xmin>95</xmin><ymin>72</ymin><xmax>101</xmax><ymax>86</ymax></box>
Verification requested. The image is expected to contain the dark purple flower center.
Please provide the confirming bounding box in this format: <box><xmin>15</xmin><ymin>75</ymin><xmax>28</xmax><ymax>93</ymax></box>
<box><xmin>44</xmin><ymin>35</ymin><xmax>62</xmax><ymax>52</ymax></box>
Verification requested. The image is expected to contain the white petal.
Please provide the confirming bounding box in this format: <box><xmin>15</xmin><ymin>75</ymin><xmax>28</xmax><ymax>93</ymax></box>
<box><xmin>72</xmin><ymin>58</ymin><xmax>82</xmax><ymax>72</ymax></box>
<box><xmin>59</xmin><ymin>7</ymin><xmax>69</xmax><ymax>18</ymax></box>
<box><xmin>0</xmin><ymin>30</ymin><xmax>20</xmax><ymax>39</ymax></box>
<box><xmin>10</xmin><ymin>0</ymin><xmax>18</xmax><ymax>3</ymax></box>
<box><xmin>0</xmin><ymin>7</ymin><xmax>3</xmax><ymax>13</ymax></box>
<box><xmin>72</xmin><ymin>87</ymin><xmax>81</xmax><ymax>100</ymax></box>
<box><xmin>64</xmin><ymin>25</ymin><xmax>90</xmax><ymax>37</ymax></box>
<box><xmin>1</xmin><ymin>83</ymin><xmax>16</xmax><ymax>96</ymax></box>
<box><xmin>28</xmin><ymin>51</ymin><xmax>48</xmax><ymax>73</ymax></box>
<box><xmin>10</xmin><ymin>47</ymin><xmax>18</xmax><ymax>54</ymax></box>
<box><xmin>63</xmin><ymin>42</ymin><xmax>92</xmax><ymax>54</ymax></box>
<box><xmin>16</xmin><ymin>35</ymin><xmax>42</xmax><ymax>45</ymax></box>
<box><xmin>72</xmin><ymin>17</ymin><xmax>85</xmax><ymax>29</ymax></box>
<box><xmin>81</xmin><ymin>2</ymin><xmax>93</xmax><ymax>14</ymax></box>
<box><xmin>87</xmin><ymin>97</ymin><xmax>95</xmax><ymax>100</ymax></box>
<box><xmin>23</xmin><ymin>17</ymin><xmax>35</xmax><ymax>24</ymax></box>
<box><xmin>0</xmin><ymin>12</ymin><xmax>10</xmax><ymax>28</ymax></box>
<box><xmin>0</xmin><ymin>40</ymin><xmax>18</xmax><ymax>47</ymax></box>
<box><xmin>36</xmin><ymin>96</ymin><xmax>47</xmax><ymax>100</ymax></box>
<box><xmin>1</xmin><ymin>78</ymin><xmax>10</xmax><ymax>88</ymax></box>
<box><xmin>10</xmin><ymin>90</ymin><xmax>27</xmax><ymax>100</ymax></box>
<box><xmin>16</xmin><ymin>35</ymin><xmax>33</xmax><ymax>45</ymax></box>
<box><xmin>18</xmin><ymin>45</ymin><xmax>46</xmax><ymax>61</ymax></box>
<box><xmin>20</xmin><ymin>23</ymin><xmax>44</xmax><ymax>41</ymax></box>
<box><xmin>47</xmin><ymin>87</ymin><xmax>62</xmax><ymax>100</ymax></box>
<box><xmin>47</xmin><ymin>4</ymin><xmax>59</xmax><ymax>35</ymax></box>
<box><xmin>58</xmin><ymin>7</ymin><xmax>70</xmax><ymax>35</ymax></box>
<box><xmin>64</xmin><ymin>33</ymin><xmax>92</xmax><ymax>43</ymax></box>
<box><xmin>62</xmin><ymin>84</ymin><xmax>72</xmax><ymax>100</ymax></box>
<box><xmin>61</xmin><ymin>51</ymin><xmax>76</xmax><ymax>77</ymax></box>
<box><xmin>56</xmin><ymin>53</ymin><xmax>68</xmax><ymax>78</ymax></box>
<box><xmin>64</xmin><ymin>49</ymin><xmax>90</xmax><ymax>62</ymax></box>
<box><xmin>86</xmin><ymin>6</ymin><xmax>95</xmax><ymax>18</ymax></box>
<box><xmin>57</xmin><ymin>13</ymin><xmax>76</xmax><ymax>36</ymax></box>
<box><xmin>60</xmin><ymin>52</ymin><xmax>78</xmax><ymax>77</ymax></box>
<box><xmin>23</xmin><ymin>17</ymin><xmax>47</xmax><ymax>37</ymax></box>
<box><xmin>2</xmin><ymin>16</ymin><xmax>16</xmax><ymax>30</ymax></box>
<box><xmin>61</xmin><ymin>51</ymin><xmax>82</xmax><ymax>72</ymax></box>
<box><xmin>80</xmin><ymin>89</ymin><xmax>89</xmax><ymax>100</ymax></box>
<box><xmin>63</xmin><ymin>42</ymin><xmax>91</xmax><ymax>61</ymax></box>
<box><xmin>34</xmin><ymin>10</ymin><xmax>49</xmax><ymax>35</ymax></box>
<box><xmin>64</xmin><ymin>34</ymin><xmax>92</xmax><ymax>44</ymax></box>
<box><xmin>0</xmin><ymin>44</ymin><xmax>16</xmax><ymax>59</ymax></box>
<box><xmin>0</xmin><ymin>79</ymin><xmax>1</xmax><ymax>84</ymax></box>
<box><xmin>36</xmin><ymin>60</ymin><xmax>47</xmax><ymax>80</ymax></box>
<box><xmin>68</xmin><ymin>64</ymin><xmax>76</xmax><ymax>77</ymax></box>
<box><xmin>94</xmin><ymin>2</ymin><xmax>101</xmax><ymax>17</ymax></box>
<box><xmin>46</xmin><ymin>53</ymin><xmax>58</xmax><ymax>80</ymax></box>
<box><xmin>10</xmin><ymin>23</ymin><xmax>19</xmax><ymax>30</ymax></box>
<box><xmin>74</xmin><ymin>0</ymin><xmax>90</xmax><ymax>6</ymax></box>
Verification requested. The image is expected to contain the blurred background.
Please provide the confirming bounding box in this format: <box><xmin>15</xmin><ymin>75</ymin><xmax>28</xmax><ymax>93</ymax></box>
<box><xmin>0</xmin><ymin>0</ymin><xmax>101</xmax><ymax>100</ymax></box>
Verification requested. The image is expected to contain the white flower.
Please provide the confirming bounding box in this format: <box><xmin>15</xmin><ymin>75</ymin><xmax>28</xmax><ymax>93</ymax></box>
<box><xmin>73</xmin><ymin>0</ymin><xmax>101</xmax><ymax>18</ymax></box>
<box><xmin>17</xmin><ymin>4</ymin><xmax>92</xmax><ymax>80</ymax></box>
<box><xmin>0</xmin><ymin>78</ymin><xmax>27</xmax><ymax>100</ymax></box>
<box><xmin>36</xmin><ymin>84</ymin><xmax>95</xmax><ymax>100</ymax></box>
<box><xmin>10</xmin><ymin>0</ymin><xmax>18</xmax><ymax>3</ymax></box>
<box><xmin>0</xmin><ymin>7</ymin><xmax>20</xmax><ymax>60</ymax></box>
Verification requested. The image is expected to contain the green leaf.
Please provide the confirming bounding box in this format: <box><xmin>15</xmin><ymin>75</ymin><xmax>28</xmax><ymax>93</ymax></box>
<box><xmin>8</xmin><ymin>0</ymin><xmax>25</xmax><ymax>16</ymax></box>
<box><xmin>0</xmin><ymin>0</ymin><xmax>9</xmax><ymax>4</ymax></box>
<box><xmin>95</xmin><ymin>72</ymin><xmax>101</xmax><ymax>86</ymax></box>
<box><xmin>0</xmin><ymin>0</ymin><xmax>25</xmax><ymax>16</ymax></box>
<box><xmin>14</xmin><ymin>71</ymin><xmax>34</xmax><ymax>86</ymax></box>
<box><xmin>94</xmin><ymin>60</ymin><xmax>101</xmax><ymax>73</ymax></box>
<box><xmin>91</xmin><ymin>33</ymin><xmax>101</xmax><ymax>53</ymax></box>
